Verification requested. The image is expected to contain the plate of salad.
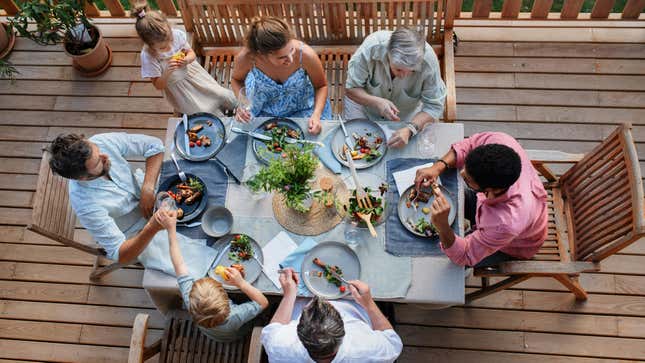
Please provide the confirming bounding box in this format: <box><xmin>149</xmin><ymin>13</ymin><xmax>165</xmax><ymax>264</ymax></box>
<box><xmin>397</xmin><ymin>184</ymin><xmax>457</xmax><ymax>238</ymax></box>
<box><xmin>342</xmin><ymin>173</ymin><xmax>390</xmax><ymax>228</ymax></box>
<box><xmin>207</xmin><ymin>234</ymin><xmax>264</xmax><ymax>290</ymax></box>
<box><xmin>302</xmin><ymin>241</ymin><xmax>361</xmax><ymax>299</ymax></box>
<box><xmin>331</xmin><ymin>119</ymin><xmax>387</xmax><ymax>169</ymax></box>
<box><xmin>252</xmin><ymin>117</ymin><xmax>305</xmax><ymax>165</ymax></box>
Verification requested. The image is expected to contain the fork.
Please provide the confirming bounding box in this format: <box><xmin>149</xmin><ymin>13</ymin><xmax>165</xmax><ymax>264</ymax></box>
<box><xmin>170</xmin><ymin>152</ymin><xmax>187</xmax><ymax>183</ymax></box>
<box><xmin>344</xmin><ymin>148</ymin><xmax>377</xmax><ymax>237</ymax></box>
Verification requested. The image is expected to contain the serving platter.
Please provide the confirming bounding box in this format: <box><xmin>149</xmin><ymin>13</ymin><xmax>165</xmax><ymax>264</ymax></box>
<box><xmin>174</xmin><ymin>112</ymin><xmax>226</xmax><ymax>161</ymax></box>
<box><xmin>252</xmin><ymin>117</ymin><xmax>304</xmax><ymax>165</ymax></box>
<box><xmin>301</xmin><ymin>241</ymin><xmax>361</xmax><ymax>299</ymax></box>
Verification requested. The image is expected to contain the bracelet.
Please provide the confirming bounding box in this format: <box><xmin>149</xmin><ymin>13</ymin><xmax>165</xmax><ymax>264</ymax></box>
<box><xmin>437</xmin><ymin>159</ymin><xmax>450</xmax><ymax>169</ymax></box>
<box><xmin>405</xmin><ymin>122</ymin><xmax>419</xmax><ymax>136</ymax></box>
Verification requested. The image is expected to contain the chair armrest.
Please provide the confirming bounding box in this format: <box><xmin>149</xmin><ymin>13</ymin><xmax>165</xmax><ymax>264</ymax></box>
<box><xmin>247</xmin><ymin>326</ymin><xmax>265</xmax><ymax>363</ymax></box>
<box><xmin>128</xmin><ymin>314</ymin><xmax>150</xmax><ymax>363</ymax></box>
<box><xmin>526</xmin><ymin>150</ymin><xmax>585</xmax><ymax>163</ymax></box>
<box><xmin>475</xmin><ymin>261</ymin><xmax>600</xmax><ymax>277</ymax></box>
<box><xmin>442</xmin><ymin>30</ymin><xmax>457</xmax><ymax>123</ymax></box>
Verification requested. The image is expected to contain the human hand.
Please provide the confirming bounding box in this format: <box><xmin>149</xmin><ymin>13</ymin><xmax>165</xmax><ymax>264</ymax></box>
<box><xmin>414</xmin><ymin>165</ymin><xmax>442</xmax><ymax>190</ymax></box>
<box><xmin>279</xmin><ymin>268</ymin><xmax>299</xmax><ymax>297</ymax></box>
<box><xmin>430</xmin><ymin>190</ymin><xmax>451</xmax><ymax>231</ymax></box>
<box><xmin>235</xmin><ymin>107</ymin><xmax>251</xmax><ymax>123</ymax></box>
<box><xmin>225</xmin><ymin>266</ymin><xmax>246</xmax><ymax>287</ymax></box>
<box><xmin>154</xmin><ymin>209</ymin><xmax>177</xmax><ymax>231</ymax></box>
<box><xmin>348</xmin><ymin>280</ymin><xmax>374</xmax><ymax>308</ymax></box>
<box><xmin>308</xmin><ymin>114</ymin><xmax>322</xmax><ymax>135</ymax></box>
<box><xmin>387</xmin><ymin>127</ymin><xmax>412</xmax><ymax>148</ymax></box>
<box><xmin>374</xmin><ymin>98</ymin><xmax>400</xmax><ymax>121</ymax></box>
<box><xmin>139</xmin><ymin>186</ymin><xmax>155</xmax><ymax>219</ymax></box>
<box><xmin>165</xmin><ymin>59</ymin><xmax>181</xmax><ymax>74</ymax></box>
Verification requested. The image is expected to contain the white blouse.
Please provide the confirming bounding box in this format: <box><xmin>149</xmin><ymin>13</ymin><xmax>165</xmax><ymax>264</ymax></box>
<box><xmin>140</xmin><ymin>28</ymin><xmax>190</xmax><ymax>79</ymax></box>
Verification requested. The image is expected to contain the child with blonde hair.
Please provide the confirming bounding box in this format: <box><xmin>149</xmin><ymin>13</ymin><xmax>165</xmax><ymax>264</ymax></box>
<box><xmin>157</xmin><ymin>210</ymin><xmax>269</xmax><ymax>341</ymax></box>
<box><xmin>132</xmin><ymin>4</ymin><xmax>236</xmax><ymax>117</ymax></box>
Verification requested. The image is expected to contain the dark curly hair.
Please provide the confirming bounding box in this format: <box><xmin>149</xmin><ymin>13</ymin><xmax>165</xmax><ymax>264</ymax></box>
<box><xmin>47</xmin><ymin>133</ymin><xmax>92</xmax><ymax>179</ymax></box>
<box><xmin>297</xmin><ymin>296</ymin><xmax>345</xmax><ymax>361</ymax></box>
<box><xmin>465</xmin><ymin>143</ymin><xmax>522</xmax><ymax>190</ymax></box>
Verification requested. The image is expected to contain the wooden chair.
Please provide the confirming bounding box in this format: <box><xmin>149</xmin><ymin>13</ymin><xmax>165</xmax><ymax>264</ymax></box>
<box><xmin>178</xmin><ymin>0</ymin><xmax>457</xmax><ymax>121</ymax></box>
<box><xmin>128</xmin><ymin>310</ymin><xmax>265</xmax><ymax>363</ymax></box>
<box><xmin>27</xmin><ymin>151</ymin><xmax>126</xmax><ymax>281</ymax></box>
<box><xmin>467</xmin><ymin>123</ymin><xmax>645</xmax><ymax>302</ymax></box>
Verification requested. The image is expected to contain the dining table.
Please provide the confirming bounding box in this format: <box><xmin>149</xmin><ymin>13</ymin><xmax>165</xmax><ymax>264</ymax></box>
<box><xmin>143</xmin><ymin>116</ymin><xmax>466</xmax><ymax>314</ymax></box>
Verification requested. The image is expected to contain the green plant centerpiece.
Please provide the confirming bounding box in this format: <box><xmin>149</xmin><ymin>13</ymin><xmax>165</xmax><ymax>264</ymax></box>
<box><xmin>247</xmin><ymin>144</ymin><xmax>319</xmax><ymax>213</ymax></box>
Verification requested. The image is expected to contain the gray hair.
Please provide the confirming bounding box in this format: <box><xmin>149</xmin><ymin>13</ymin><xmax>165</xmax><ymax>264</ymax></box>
<box><xmin>297</xmin><ymin>296</ymin><xmax>345</xmax><ymax>360</ymax></box>
<box><xmin>387</xmin><ymin>27</ymin><xmax>425</xmax><ymax>69</ymax></box>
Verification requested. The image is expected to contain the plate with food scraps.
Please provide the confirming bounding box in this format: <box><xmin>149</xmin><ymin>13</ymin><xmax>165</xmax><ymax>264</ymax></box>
<box><xmin>302</xmin><ymin>241</ymin><xmax>361</xmax><ymax>299</ymax></box>
<box><xmin>397</xmin><ymin>184</ymin><xmax>457</xmax><ymax>237</ymax></box>
<box><xmin>158</xmin><ymin>173</ymin><xmax>208</xmax><ymax>223</ymax></box>
<box><xmin>342</xmin><ymin>172</ymin><xmax>391</xmax><ymax>228</ymax></box>
<box><xmin>207</xmin><ymin>234</ymin><xmax>264</xmax><ymax>290</ymax></box>
<box><xmin>331</xmin><ymin>119</ymin><xmax>387</xmax><ymax>169</ymax></box>
<box><xmin>174</xmin><ymin>112</ymin><xmax>226</xmax><ymax>161</ymax></box>
<box><xmin>252</xmin><ymin>117</ymin><xmax>305</xmax><ymax>165</ymax></box>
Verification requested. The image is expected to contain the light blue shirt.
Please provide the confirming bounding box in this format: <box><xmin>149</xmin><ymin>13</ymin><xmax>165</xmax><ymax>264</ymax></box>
<box><xmin>178</xmin><ymin>275</ymin><xmax>263</xmax><ymax>342</ymax></box>
<box><xmin>69</xmin><ymin>133</ymin><xmax>218</xmax><ymax>278</ymax></box>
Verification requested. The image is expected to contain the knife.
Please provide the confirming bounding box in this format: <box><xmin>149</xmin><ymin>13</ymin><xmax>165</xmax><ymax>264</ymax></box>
<box><xmin>182</xmin><ymin>114</ymin><xmax>191</xmax><ymax>156</ymax></box>
<box><xmin>252</xmin><ymin>256</ymin><xmax>281</xmax><ymax>290</ymax></box>
<box><xmin>231</xmin><ymin>127</ymin><xmax>272</xmax><ymax>142</ymax></box>
<box><xmin>338</xmin><ymin>115</ymin><xmax>354</xmax><ymax>149</ymax></box>
<box><xmin>284</xmin><ymin>137</ymin><xmax>325</xmax><ymax>148</ymax></box>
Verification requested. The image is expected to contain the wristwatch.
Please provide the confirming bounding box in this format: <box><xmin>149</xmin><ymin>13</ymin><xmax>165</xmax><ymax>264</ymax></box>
<box><xmin>405</xmin><ymin>122</ymin><xmax>419</xmax><ymax>136</ymax></box>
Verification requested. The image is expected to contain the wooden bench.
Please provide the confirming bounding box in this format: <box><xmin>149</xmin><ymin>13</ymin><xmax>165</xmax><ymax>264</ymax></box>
<box><xmin>178</xmin><ymin>0</ymin><xmax>457</xmax><ymax>121</ymax></box>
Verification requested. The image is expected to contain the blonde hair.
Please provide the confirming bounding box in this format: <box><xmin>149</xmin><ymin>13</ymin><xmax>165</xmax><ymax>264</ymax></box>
<box><xmin>131</xmin><ymin>3</ymin><xmax>172</xmax><ymax>47</ymax></box>
<box><xmin>188</xmin><ymin>278</ymin><xmax>231</xmax><ymax>328</ymax></box>
<box><xmin>244</xmin><ymin>16</ymin><xmax>295</xmax><ymax>54</ymax></box>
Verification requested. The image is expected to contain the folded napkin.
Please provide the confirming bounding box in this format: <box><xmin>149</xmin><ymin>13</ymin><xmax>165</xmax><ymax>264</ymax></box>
<box><xmin>262</xmin><ymin>231</ymin><xmax>298</xmax><ymax>290</ymax></box>
<box><xmin>215</xmin><ymin>133</ymin><xmax>249</xmax><ymax>183</ymax></box>
<box><xmin>314</xmin><ymin>130</ymin><xmax>342</xmax><ymax>174</ymax></box>
<box><xmin>392</xmin><ymin>162</ymin><xmax>441</xmax><ymax>196</ymax></box>
<box><xmin>280</xmin><ymin>237</ymin><xmax>318</xmax><ymax>296</ymax></box>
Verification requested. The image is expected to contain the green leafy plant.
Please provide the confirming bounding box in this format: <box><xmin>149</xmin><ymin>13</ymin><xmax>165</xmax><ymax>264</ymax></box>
<box><xmin>0</xmin><ymin>59</ymin><xmax>19</xmax><ymax>83</ymax></box>
<box><xmin>247</xmin><ymin>144</ymin><xmax>318</xmax><ymax>213</ymax></box>
<box><xmin>10</xmin><ymin>0</ymin><xmax>97</xmax><ymax>55</ymax></box>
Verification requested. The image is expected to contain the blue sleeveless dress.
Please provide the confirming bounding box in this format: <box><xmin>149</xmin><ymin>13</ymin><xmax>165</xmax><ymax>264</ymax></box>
<box><xmin>244</xmin><ymin>42</ymin><xmax>332</xmax><ymax>119</ymax></box>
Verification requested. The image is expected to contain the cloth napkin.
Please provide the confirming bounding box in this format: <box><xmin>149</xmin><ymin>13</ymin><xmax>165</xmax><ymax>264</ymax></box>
<box><xmin>262</xmin><ymin>231</ymin><xmax>298</xmax><ymax>290</ymax></box>
<box><xmin>159</xmin><ymin>159</ymin><xmax>228</xmax><ymax>240</ymax></box>
<box><xmin>280</xmin><ymin>237</ymin><xmax>318</xmax><ymax>296</ymax></box>
<box><xmin>392</xmin><ymin>162</ymin><xmax>440</xmax><ymax>195</ymax></box>
<box><xmin>385</xmin><ymin>158</ymin><xmax>459</xmax><ymax>257</ymax></box>
<box><xmin>314</xmin><ymin>130</ymin><xmax>342</xmax><ymax>174</ymax></box>
<box><xmin>215</xmin><ymin>133</ymin><xmax>249</xmax><ymax>183</ymax></box>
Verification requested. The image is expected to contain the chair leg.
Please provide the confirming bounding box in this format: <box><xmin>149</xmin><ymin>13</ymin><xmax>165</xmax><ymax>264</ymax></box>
<box><xmin>553</xmin><ymin>275</ymin><xmax>588</xmax><ymax>301</ymax></box>
<box><xmin>90</xmin><ymin>256</ymin><xmax>125</xmax><ymax>281</ymax></box>
<box><xmin>466</xmin><ymin>275</ymin><xmax>531</xmax><ymax>303</ymax></box>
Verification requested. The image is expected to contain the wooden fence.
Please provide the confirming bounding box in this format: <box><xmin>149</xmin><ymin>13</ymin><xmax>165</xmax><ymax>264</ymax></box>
<box><xmin>0</xmin><ymin>0</ymin><xmax>643</xmax><ymax>21</ymax></box>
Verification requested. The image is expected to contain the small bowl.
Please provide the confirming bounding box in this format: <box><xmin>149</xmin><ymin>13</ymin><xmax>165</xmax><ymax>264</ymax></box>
<box><xmin>201</xmin><ymin>206</ymin><xmax>233</xmax><ymax>237</ymax></box>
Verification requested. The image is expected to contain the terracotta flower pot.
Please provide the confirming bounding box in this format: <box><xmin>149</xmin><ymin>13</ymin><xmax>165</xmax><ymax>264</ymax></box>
<box><xmin>0</xmin><ymin>22</ymin><xmax>16</xmax><ymax>59</ymax></box>
<box><xmin>65</xmin><ymin>24</ymin><xmax>112</xmax><ymax>77</ymax></box>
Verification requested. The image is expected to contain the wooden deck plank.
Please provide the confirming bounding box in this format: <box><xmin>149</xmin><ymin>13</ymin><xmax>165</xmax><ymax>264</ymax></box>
<box><xmin>0</xmin><ymin>111</ymin><xmax>169</xmax><ymax>129</ymax></box>
<box><xmin>456</xmin><ymin>57</ymin><xmax>645</xmax><ymax>74</ymax></box>
<box><xmin>457</xmin><ymin>73</ymin><xmax>645</xmax><ymax>90</ymax></box>
<box><xmin>0</xmin><ymin>261</ymin><xmax>144</xmax><ymax>287</ymax></box>
<box><xmin>0</xmin><ymin>339</ymin><xmax>129</xmax><ymax>362</ymax></box>
<box><xmin>454</xmin><ymin>27</ymin><xmax>645</xmax><ymax>43</ymax></box>
<box><xmin>458</xmin><ymin>105</ymin><xmax>645</xmax><ymax>124</ymax></box>
<box><xmin>400</xmin><ymin>347</ymin><xmax>637</xmax><ymax>363</ymax></box>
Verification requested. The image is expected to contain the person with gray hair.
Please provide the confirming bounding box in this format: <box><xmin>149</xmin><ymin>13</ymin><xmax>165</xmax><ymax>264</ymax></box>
<box><xmin>261</xmin><ymin>268</ymin><xmax>402</xmax><ymax>362</ymax></box>
<box><xmin>344</xmin><ymin>27</ymin><xmax>447</xmax><ymax>148</ymax></box>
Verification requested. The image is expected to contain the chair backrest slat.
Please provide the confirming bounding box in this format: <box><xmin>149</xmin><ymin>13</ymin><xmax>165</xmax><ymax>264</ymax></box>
<box><xmin>559</xmin><ymin>124</ymin><xmax>645</xmax><ymax>262</ymax></box>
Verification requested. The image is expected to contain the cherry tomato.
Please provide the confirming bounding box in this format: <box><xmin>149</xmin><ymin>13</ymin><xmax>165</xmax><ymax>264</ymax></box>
<box><xmin>339</xmin><ymin>286</ymin><xmax>346</xmax><ymax>293</ymax></box>
<box><xmin>235</xmin><ymin>235</ymin><xmax>241</xmax><ymax>241</ymax></box>
<box><xmin>196</xmin><ymin>140</ymin><xmax>202</xmax><ymax>147</ymax></box>
<box><xmin>360</xmin><ymin>148</ymin><xmax>368</xmax><ymax>154</ymax></box>
<box><xmin>189</xmin><ymin>141</ymin><xmax>195</xmax><ymax>148</ymax></box>
<box><xmin>273</xmin><ymin>142</ymin><xmax>279</xmax><ymax>147</ymax></box>
<box><xmin>275</xmin><ymin>147</ymin><xmax>282</xmax><ymax>152</ymax></box>
<box><xmin>281</xmin><ymin>153</ymin><xmax>287</xmax><ymax>158</ymax></box>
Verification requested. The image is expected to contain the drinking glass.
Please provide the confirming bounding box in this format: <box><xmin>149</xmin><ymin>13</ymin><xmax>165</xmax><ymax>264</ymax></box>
<box><xmin>241</xmin><ymin>163</ymin><xmax>269</xmax><ymax>201</ymax></box>
<box><xmin>417</xmin><ymin>123</ymin><xmax>436</xmax><ymax>158</ymax></box>
<box><xmin>237</xmin><ymin>87</ymin><xmax>253</xmax><ymax>122</ymax></box>
<box><xmin>155</xmin><ymin>191</ymin><xmax>178</xmax><ymax>212</ymax></box>
<box><xmin>344</xmin><ymin>220</ymin><xmax>362</xmax><ymax>249</ymax></box>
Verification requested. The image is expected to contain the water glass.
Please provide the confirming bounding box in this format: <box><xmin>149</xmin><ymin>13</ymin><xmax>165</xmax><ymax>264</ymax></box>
<box><xmin>417</xmin><ymin>123</ymin><xmax>436</xmax><ymax>158</ymax></box>
<box><xmin>237</xmin><ymin>87</ymin><xmax>253</xmax><ymax>121</ymax></box>
<box><xmin>241</xmin><ymin>163</ymin><xmax>269</xmax><ymax>201</ymax></box>
<box><xmin>155</xmin><ymin>191</ymin><xmax>178</xmax><ymax>212</ymax></box>
<box><xmin>344</xmin><ymin>221</ymin><xmax>362</xmax><ymax>249</ymax></box>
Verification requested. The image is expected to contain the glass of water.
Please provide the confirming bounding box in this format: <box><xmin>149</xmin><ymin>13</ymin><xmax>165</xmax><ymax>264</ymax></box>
<box><xmin>242</xmin><ymin>163</ymin><xmax>269</xmax><ymax>200</ymax></box>
<box><xmin>237</xmin><ymin>87</ymin><xmax>253</xmax><ymax>122</ymax></box>
<box><xmin>155</xmin><ymin>191</ymin><xmax>178</xmax><ymax>212</ymax></box>
<box><xmin>417</xmin><ymin>123</ymin><xmax>436</xmax><ymax>158</ymax></box>
<box><xmin>344</xmin><ymin>220</ymin><xmax>362</xmax><ymax>249</ymax></box>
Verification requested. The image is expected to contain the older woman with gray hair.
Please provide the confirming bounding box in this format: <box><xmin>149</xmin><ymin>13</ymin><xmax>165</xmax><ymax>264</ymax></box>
<box><xmin>261</xmin><ymin>268</ymin><xmax>402</xmax><ymax>362</ymax></box>
<box><xmin>344</xmin><ymin>27</ymin><xmax>446</xmax><ymax>148</ymax></box>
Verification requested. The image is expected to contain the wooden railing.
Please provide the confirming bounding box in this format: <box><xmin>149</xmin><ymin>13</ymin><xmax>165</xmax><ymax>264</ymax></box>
<box><xmin>0</xmin><ymin>0</ymin><xmax>643</xmax><ymax>21</ymax></box>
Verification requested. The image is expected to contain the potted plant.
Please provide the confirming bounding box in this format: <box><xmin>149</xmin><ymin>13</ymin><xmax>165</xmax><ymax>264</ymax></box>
<box><xmin>10</xmin><ymin>0</ymin><xmax>112</xmax><ymax>77</ymax></box>
<box><xmin>0</xmin><ymin>22</ymin><xmax>16</xmax><ymax>59</ymax></box>
<box><xmin>247</xmin><ymin>144</ymin><xmax>319</xmax><ymax>213</ymax></box>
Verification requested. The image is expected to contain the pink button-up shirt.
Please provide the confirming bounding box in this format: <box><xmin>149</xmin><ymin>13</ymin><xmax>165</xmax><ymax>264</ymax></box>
<box><xmin>441</xmin><ymin>132</ymin><xmax>548</xmax><ymax>266</ymax></box>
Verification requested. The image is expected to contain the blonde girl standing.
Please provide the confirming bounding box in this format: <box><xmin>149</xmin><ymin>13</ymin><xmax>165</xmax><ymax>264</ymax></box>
<box><xmin>132</xmin><ymin>4</ymin><xmax>236</xmax><ymax>117</ymax></box>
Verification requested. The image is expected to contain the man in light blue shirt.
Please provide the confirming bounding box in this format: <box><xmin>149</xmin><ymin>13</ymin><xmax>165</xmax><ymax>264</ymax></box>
<box><xmin>48</xmin><ymin>132</ymin><xmax>216</xmax><ymax>277</ymax></box>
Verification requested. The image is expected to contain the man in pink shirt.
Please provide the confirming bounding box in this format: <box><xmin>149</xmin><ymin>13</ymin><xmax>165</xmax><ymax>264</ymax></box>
<box><xmin>415</xmin><ymin>132</ymin><xmax>548</xmax><ymax>267</ymax></box>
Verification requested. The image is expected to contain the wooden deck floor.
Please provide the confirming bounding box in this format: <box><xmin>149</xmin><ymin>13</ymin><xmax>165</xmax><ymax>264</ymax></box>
<box><xmin>1</xmin><ymin>18</ymin><xmax>644</xmax><ymax>362</ymax></box>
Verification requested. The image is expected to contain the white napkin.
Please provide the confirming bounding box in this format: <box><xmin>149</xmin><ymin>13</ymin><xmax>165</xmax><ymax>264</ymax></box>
<box><xmin>262</xmin><ymin>231</ymin><xmax>298</xmax><ymax>289</ymax></box>
<box><xmin>392</xmin><ymin>162</ymin><xmax>441</xmax><ymax>196</ymax></box>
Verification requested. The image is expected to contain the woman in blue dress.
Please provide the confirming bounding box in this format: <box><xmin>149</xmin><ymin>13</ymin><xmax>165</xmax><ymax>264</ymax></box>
<box><xmin>231</xmin><ymin>16</ymin><xmax>331</xmax><ymax>135</ymax></box>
